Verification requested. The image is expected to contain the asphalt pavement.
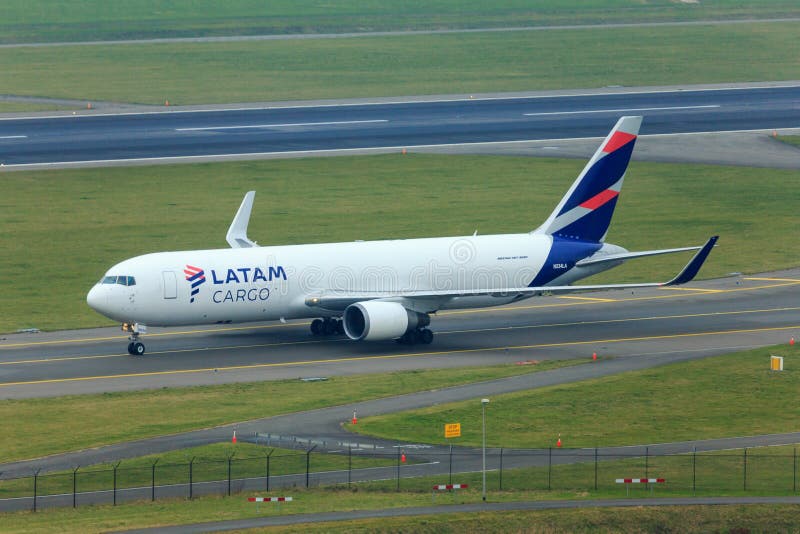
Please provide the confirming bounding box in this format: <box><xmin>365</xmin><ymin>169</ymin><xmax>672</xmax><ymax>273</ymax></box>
<box><xmin>2</xmin><ymin>84</ymin><xmax>799</xmax><ymax>168</ymax></box>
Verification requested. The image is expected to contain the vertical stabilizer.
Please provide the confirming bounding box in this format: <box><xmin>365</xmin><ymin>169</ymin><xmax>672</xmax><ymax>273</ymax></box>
<box><xmin>534</xmin><ymin>116</ymin><xmax>641</xmax><ymax>242</ymax></box>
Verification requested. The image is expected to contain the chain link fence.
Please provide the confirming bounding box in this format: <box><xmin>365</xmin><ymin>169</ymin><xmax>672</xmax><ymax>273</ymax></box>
<box><xmin>1</xmin><ymin>439</ymin><xmax>798</xmax><ymax>511</ymax></box>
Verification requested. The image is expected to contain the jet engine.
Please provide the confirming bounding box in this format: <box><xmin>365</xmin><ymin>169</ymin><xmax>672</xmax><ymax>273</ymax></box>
<box><xmin>342</xmin><ymin>301</ymin><xmax>429</xmax><ymax>341</ymax></box>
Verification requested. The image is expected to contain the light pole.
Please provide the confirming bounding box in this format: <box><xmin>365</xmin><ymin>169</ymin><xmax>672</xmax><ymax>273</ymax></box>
<box><xmin>481</xmin><ymin>398</ymin><xmax>490</xmax><ymax>501</ymax></box>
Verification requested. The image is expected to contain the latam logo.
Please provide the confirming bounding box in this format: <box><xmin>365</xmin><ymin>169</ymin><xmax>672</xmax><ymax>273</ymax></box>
<box><xmin>184</xmin><ymin>265</ymin><xmax>206</xmax><ymax>303</ymax></box>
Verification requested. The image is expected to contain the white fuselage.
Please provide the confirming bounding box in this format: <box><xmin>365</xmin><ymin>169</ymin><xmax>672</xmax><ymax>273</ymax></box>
<box><xmin>87</xmin><ymin>232</ymin><xmax>615</xmax><ymax>327</ymax></box>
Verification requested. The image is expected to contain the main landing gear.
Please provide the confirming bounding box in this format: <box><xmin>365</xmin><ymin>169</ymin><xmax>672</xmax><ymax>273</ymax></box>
<box><xmin>122</xmin><ymin>323</ymin><xmax>146</xmax><ymax>355</ymax></box>
<box><xmin>310</xmin><ymin>317</ymin><xmax>344</xmax><ymax>336</ymax></box>
<box><xmin>397</xmin><ymin>327</ymin><xmax>434</xmax><ymax>345</ymax></box>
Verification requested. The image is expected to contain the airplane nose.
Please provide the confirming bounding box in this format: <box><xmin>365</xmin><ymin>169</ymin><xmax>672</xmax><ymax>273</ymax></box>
<box><xmin>86</xmin><ymin>285</ymin><xmax>108</xmax><ymax>314</ymax></box>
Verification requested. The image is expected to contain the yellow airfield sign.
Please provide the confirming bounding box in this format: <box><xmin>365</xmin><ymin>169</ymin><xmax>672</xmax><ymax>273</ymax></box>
<box><xmin>445</xmin><ymin>423</ymin><xmax>461</xmax><ymax>438</ymax></box>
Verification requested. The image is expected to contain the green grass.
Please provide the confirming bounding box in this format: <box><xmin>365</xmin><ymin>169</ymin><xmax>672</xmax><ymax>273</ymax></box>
<box><xmin>233</xmin><ymin>506</ymin><xmax>800</xmax><ymax>534</ymax></box>
<box><xmin>2</xmin><ymin>1</ymin><xmax>799</xmax><ymax>44</ymax></box>
<box><xmin>778</xmin><ymin>135</ymin><xmax>800</xmax><ymax>148</ymax></box>
<box><xmin>2</xmin><ymin>22</ymin><xmax>799</xmax><ymax>105</ymax></box>
<box><xmin>1</xmin><ymin>475</ymin><xmax>799</xmax><ymax>533</ymax></box>
<box><xmin>350</xmin><ymin>345</ymin><xmax>800</xmax><ymax>448</ymax></box>
<box><xmin>1</xmin><ymin>155</ymin><xmax>798</xmax><ymax>333</ymax></box>
<box><xmin>0</xmin><ymin>361</ymin><xmax>577</xmax><ymax>464</ymax></box>
<box><xmin>0</xmin><ymin>102</ymin><xmax>75</xmax><ymax>112</ymax></box>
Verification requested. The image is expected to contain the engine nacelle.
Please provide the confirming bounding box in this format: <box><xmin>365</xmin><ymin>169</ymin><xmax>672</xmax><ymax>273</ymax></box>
<box><xmin>343</xmin><ymin>301</ymin><xmax>429</xmax><ymax>341</ymax></box>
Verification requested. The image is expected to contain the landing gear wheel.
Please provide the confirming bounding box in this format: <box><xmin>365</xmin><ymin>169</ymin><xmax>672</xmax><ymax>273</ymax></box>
<box><xmin>397</xmin><ymin>328</ymin><xmax>433</xmax><ymax>345</ymax></box>
<box><xmin>127</xmin><ymin>342</ymin><xmax>135</xmax><ymax>354</ymax></box>
<box><xmin>311</xmin><ymin>318</ymin><xmax>344</xmax><ymax>337</ymax></box>
<box><xmin>310</xmin><ymin>318</ymin><xmax>324</xmax><ymax>336</ymax></box>
<box><xmin>419</xmin><ymin>328</ymin><xmax>434</xmax><ymax>344</ymax></box>
<box><xmin>132</xmin><ymin>342</ymin><xmax>145</xmax><ymax>355</ymax></box>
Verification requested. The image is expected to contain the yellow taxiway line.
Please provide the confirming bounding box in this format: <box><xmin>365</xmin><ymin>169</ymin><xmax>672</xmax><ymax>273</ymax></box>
<box><xmin>1</xmin><ymin>324</ymin><xmax>798</xmax><ymax>389</ymax></box>
<box><xmin>1</xmin><ymin>278</ymin><xmax>798</xmax><ymax>349</ymax></box>
<box><xmin>3</xmin><ymin>306</ymin><xmax>798</xmax><ymax>368</ymax></box>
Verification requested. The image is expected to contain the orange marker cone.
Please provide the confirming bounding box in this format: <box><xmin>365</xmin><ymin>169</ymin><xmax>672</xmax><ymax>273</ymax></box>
<box><xmin>401</xmin><ymin>148</ymin><xmax>407</xmax><ymax>155</ymax></box>
<box><xmin>592</xmin><ymin>352</ymin><xmax>597</xmax><ymax>361</ymax></box>
<box><xmin>556</xmin><ymin>434</ymin><xmax>562</xmax><ymax>448</ymax></box>
<box><xmin>87</xmin><ymin>102</ymin><xmax>92</xmax><ymax>110</ymax></box>
<box><xmin>791</xmin><ymin>337</ymin><xmax>795</xmax><ymax>346</ymax></box>
<box><xmin>232</xmin><ymin>430</ymin><xmax>237</xmax><ymax>444</ymax></box>
<box><xmin>352</xmin><ymin>410</ymin><xmax>357</xmax><ymax>425</ymax></box>
<box><xmin>401</xmin><ymin>452</ymin><xmax>406</xmax><ymax>463</ymax></box>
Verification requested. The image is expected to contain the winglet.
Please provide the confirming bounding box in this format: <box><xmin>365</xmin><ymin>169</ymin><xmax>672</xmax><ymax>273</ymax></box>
<box><xmin>225</xmin><ymin>191</ymin><xmax>258</xmax><ymax>248</ymax></box>
<box><xmin>664</xmin><ymin>236</ymin><xmax>718</xmax><ymax>286</ymax></box>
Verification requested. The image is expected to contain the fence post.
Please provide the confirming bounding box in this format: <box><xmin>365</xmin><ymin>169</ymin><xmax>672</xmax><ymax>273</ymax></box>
<box><xmin>306</xmin><ymin>445</ymin><xmax>317</xmax><ymax>488</ymax></box>
<box><xmin>113</xmin><ymin>462</ymin><xmax>120</xmax><ymax>506</ymax></box>
<box><xmin>448</xmin><ymin>445</ymin><xmax>453</xmax><ymax>485</ymax></box>
<box><xmin>348</xmin><ymin>446</ymin><xmax>352</xmax><ymax>487</ymax></box>
<box><xmin>743</xmin><ymin>448</ymin><xmax>747</xmax><ymax>491</ymax></box>
<box><xmin>499</xmin><ymin>448</ymin><xmax>504</xmax><ymax>490</ymax></box>
<box><xmin>794</xmin><ymin>447</ymin><xmax>797</xmax><ymax>493</ymax></box>
<box><xmin>692</xmin><ymin>447</ymin><xmax>696</xmax><ymax>495</ymax></box>
<box><xmin>151</xmin><ymin>460</ymin><xmax>158</xmax><ymax>502</ymax></box>
<box><xmin>265</xmin><ymin>449</ymin><xmax>274</xmax><ymax>491</ymax></box>
<box><xmin>396</xmin><ymin>448</ymin><xmax>401</xmax><ymax>491</ymax></box>
<box><xmin>227</xmin><ymin>455</ymin><xmax>233</xmax><ymax>496</ymax></box>
<box><xmin>548</xmin><ymin>447</ymin><xmax>552</xmax><ymax>491</ymax></box>
<box><xmin>72</xmin><ymin>466</ymin><xmax>79</xmax><ymax>508</ymax></box>
<box><xmin>33</xmin><ymin>468</ymin><xmax>40</xmax><ymax>512</ymax></box>
<box><xmin>594</xmin><ymin>448</ymin><xmax>598</xmax><ymax>491</ymax></box>
<box><xmin>189</xmin><ymin>457</ymin><xmax>195</xmax><ymax>500</ymax></box>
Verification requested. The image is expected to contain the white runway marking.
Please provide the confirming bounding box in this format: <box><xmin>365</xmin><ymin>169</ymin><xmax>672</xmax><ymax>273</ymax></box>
<box><xmin>0</xmin><ymin>135</ymin><xmax>27</xmax><ymax>139</ymax></box>
<box><xmin>176</xmin><ymin>119</ymin><xmax>388</xmax><ymax>132</ymax></box>
<box><xmin>524</xmin><ymin>105</ymin><xmax>719</xmax><ymax>116</ymax></box>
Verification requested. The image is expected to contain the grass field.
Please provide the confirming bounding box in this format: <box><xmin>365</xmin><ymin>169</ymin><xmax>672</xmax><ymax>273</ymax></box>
<box><xmin>2</xmin><ymin>1</ymin><xmax>799</xmax><ymax>44</ymax></box>
<box><xmin>0</xmin><ymin>361</ymin><xmax>578</xmax><ymax>463</ymax></box>
<box><xmin>0</xmin><ymin>155</ymin><xmax>797</xmax><ymax>333</ymax></box>
<box><xmin>778</xmin><ymin>135</ymin><xmax>800</xmax><ymax>148</ymax></box>
<box><xmin>0</xmin><ymin>102</ymin><xmax>74</xmax><ymax>112</ymax></box>
<box><xmin>2</xmin><ymin>482</ymin><xmax>799</xmax><ymax>533</ymax></box>
<box><xmin>1</xmin><ymin>22</ymin><xmax>799</xmax><ymax>105</ymax></box>
<box><xmin>350</xmin><ymin>345</ymin><xmax>800</xmax><ymax>448</ymax></box>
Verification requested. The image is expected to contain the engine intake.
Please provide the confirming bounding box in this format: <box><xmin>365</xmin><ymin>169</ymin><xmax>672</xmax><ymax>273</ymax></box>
<box><xmin>343</xmin><ymin>301</ymin><xmax>429</xmax><ymax>341</ymax></box>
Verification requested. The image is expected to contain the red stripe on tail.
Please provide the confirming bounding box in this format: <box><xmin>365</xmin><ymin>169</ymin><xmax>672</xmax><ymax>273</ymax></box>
<box><xmin>603</xmin><ymin>131</ymin><xmax>636</xmax><ymax>153</ymax></box>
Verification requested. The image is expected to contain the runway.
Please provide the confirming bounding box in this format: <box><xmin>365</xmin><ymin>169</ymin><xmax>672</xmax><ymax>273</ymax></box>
<box><xmin>2</xmin><ymin>269</ymin><xmax>798</xmax><ymax>400</ymax></box>
<box><xmin>1</xmin><ymin>84</ymin><xmax>799</xmax><ymax>167</ymax></box>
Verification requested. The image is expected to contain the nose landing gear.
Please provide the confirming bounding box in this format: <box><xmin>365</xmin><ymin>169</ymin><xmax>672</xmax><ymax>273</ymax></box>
<box><xmin>122</xmin><ymin>323</ymin><xmax>147</xmax><ymax>355</ymax></box>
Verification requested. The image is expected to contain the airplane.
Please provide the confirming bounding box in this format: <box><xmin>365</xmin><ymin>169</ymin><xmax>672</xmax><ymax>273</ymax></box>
<box><xmin>87</xmin><ymin>116</ymin><xmax>718</xmax><ymax>355</ymax></box>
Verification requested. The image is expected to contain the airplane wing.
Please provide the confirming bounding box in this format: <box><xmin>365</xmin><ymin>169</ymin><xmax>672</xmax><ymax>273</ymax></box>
<box><xmin>305</xmin><ymin>236</ymin><xmax>718</xmax><ymax>312</ymax></box>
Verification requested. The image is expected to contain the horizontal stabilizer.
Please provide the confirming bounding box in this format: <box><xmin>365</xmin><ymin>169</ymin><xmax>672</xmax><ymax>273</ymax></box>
<box><xmin>226</xmin><ymin>191</ymin><xmax>258</xmax><ymax>248</ymax></box>
<box><xmin>576</xmin><ymin>245</ymin><xmax>703</xmax><ymax>267</ymax></box>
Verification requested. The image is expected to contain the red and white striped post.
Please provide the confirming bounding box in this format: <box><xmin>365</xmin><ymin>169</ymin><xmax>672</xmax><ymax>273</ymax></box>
<box><xmin>248</xmin><ymin>496</ymin><xmax>292</xmax><ymax>512</ymax></box>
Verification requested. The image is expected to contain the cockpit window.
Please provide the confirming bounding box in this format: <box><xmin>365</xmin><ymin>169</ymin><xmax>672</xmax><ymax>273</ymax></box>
<box><xmin>100</xmin><ymin>275</ymin><xmax>136</xmax><ymax>286</ymax></box>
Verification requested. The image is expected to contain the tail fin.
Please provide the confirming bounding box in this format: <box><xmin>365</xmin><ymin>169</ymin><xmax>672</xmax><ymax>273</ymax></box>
<box><xmin>534</xmin><ymin>116</ymin><xmax>642</xmax><ymax>242</ymax></box>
